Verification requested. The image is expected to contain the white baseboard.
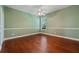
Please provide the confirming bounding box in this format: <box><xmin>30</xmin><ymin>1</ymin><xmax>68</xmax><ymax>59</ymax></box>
<box><xmin>0</xmin><ymin>46</ymin><xmax>1</xmax><ymax>51</ymax></box>
<box><xmin>4</xmin><ymin>32</ymin><xmax>42</xmax><ymax>40</ymax></box>
<box><xmin>41</xmin><ymin>32</ymin><xmax>79</xmax><ymax>41</ymax></box>
<box><xmin>4</xmin><ymin>32</ymin><xmax>79</xmax><ymax>42</ymax></box>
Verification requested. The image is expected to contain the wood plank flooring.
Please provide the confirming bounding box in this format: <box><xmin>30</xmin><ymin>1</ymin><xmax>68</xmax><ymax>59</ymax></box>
<box><xmin>1</xmin><ymin>34</ymin><xmax>79</xmax><ymax>53</ymax></box>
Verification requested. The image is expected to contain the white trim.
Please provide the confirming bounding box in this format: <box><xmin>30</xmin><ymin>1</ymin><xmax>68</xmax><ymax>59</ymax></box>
<box><xmin>0</xmin><ymin>6</ymin><xmax>4</xmax><ymax>50</ymax></box>
<box><xmin>46</xmin><ymin>27</ymin><xmax>79</xmax><ymax>29</ymax></box>
<box><xmin>4</xmin><ymin>27</ymin><xmax>79</xmax><ymax>30</ymax></box>
<box><xmin>4</xmin><ymin>32</ymin><xmax>79</xmax><ymax>41</ymax></box>
<box><xmin>4</xmin><ymin>27</ymin><xmax>39</xmax><ymax>30</ymax></box>
<box><xmin>4</xmin><ymin>32</ymin><xmax>41</xmax><ymax>40</ymax></box>
<box><xmin>0</xmin><ymin>46</ymin><xmax>1</xmax><ymax>51</ymax></box>
<box><xmin>41</xmin><ymin>32</ymin><xmax>79</xmax><ymax>41</ymax></box>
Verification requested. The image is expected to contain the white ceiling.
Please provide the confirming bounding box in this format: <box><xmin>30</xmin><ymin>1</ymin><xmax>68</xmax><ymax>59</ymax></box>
<box><xmin>6</xmin><ymin>5</ymin><xmax>70</xmax><ymax>16</ymax></box>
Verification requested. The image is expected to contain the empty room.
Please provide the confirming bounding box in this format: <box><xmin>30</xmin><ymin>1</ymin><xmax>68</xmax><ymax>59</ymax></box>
<box><xmin>0</xmin><ymin>5</ymin><xmax>79</xmax><ymax>53</ymax></box>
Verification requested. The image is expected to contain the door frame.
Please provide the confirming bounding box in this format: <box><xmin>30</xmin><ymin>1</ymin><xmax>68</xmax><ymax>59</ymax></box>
<box><xmin>0</xmin><ymin>6</ymin><xmax>4</xmax><ymax>50</ymax></box>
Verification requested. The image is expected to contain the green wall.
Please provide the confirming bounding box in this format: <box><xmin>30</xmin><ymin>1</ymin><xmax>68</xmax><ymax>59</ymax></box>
<box><xmin>45</xmin><ymin>6</ymin><xmax>79</xmax><ymax>39</ymax></box>
<box><xmin>4</xmin><ymin>6</ymin><xmax>39</xmax><ymax>38</ymax></box>
<box><xmin>4</xmin><ymin>5</ymin><xmax>79</xmax><ymax>39</ymax></box>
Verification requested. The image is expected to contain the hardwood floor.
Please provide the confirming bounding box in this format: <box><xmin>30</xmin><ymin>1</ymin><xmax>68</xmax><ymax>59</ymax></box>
<box><xmin>1</xmin><ymin>34</ymin><xmax>79</xmax><ymax>53</ymax></box>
